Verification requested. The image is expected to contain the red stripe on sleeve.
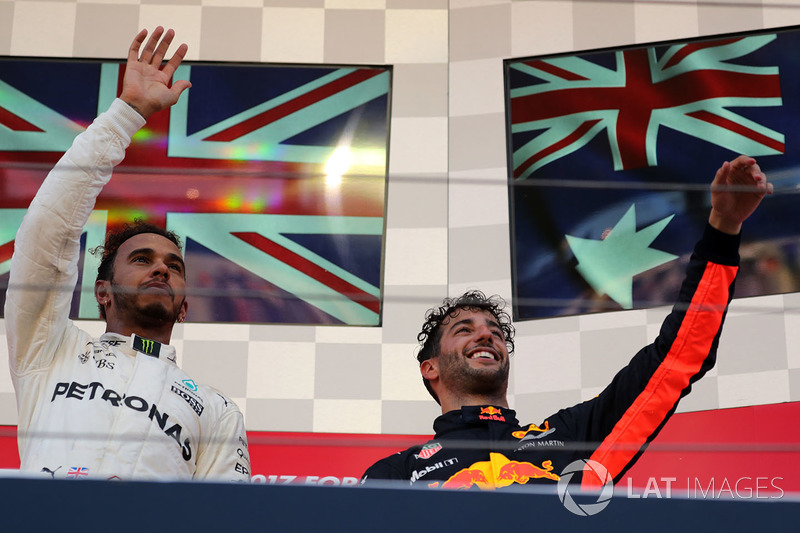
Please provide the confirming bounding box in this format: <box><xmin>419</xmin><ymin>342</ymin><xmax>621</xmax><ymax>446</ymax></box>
<box><xmin>582</xmin><ymin>262</ymin><xmax>738</xmax><ymax>489</ymax></box>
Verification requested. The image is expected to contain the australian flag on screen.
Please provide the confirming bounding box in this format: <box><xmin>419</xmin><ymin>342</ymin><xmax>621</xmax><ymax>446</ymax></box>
<box><xmin>0</xmin><ymin>58</ymin><xmax>390</xmax><ymax>326</ymax></box>
<box><xmin>506</xmin><ymin>26</ymin><xmax>800</xmax><ymax>320</ymax></box>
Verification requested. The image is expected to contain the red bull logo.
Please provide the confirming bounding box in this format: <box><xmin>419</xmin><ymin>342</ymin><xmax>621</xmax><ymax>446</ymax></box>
<box><xmin>478</xmin><ymin>406</ymin><xmax>506</xmax><ymax>422</ymax></box>
<box><xmin>497</xmin><ymin>460</ymin><xmax>559</xmax><ymax>483</ymax></box>
<box><xmin>442</xmin><ymin>469</ymin><xmax>489</xmax><ymax>489</ymax></box>
<box><xmin>440</xmin><ymin>453</ymin><xmax>559</xmax><ymax>490</ymax></box>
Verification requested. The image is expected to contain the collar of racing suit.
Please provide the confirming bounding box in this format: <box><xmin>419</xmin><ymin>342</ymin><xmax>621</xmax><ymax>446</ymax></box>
<box><xmin>433</xmin><ymin>405</ymin><xmax>520</xmax><ymax>437</ymax></box>
<box><xmin>98</xmin><ymin>332</ymin><xmax>179</xmax><ymax>366</ymax></box>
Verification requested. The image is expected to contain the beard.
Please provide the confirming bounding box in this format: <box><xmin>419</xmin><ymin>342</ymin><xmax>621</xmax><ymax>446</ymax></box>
<box><xmin>436</xmin><ymin>348</ymin><xmax>509</xmax><ymax>398</ymax></box>
<box><xmin>111</xmin><ymin>279</ymin><xmax>183</xmax><ymax>328</ymax></box>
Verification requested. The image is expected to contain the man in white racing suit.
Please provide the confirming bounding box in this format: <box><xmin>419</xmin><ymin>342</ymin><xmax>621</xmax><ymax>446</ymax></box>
<box><xmin>4</xmin><ymin>27</ymin><xmax>251</xmax><ymax>482</ymax></box>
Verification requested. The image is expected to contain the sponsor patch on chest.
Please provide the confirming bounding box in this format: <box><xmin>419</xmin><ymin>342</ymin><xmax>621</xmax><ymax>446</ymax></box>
<box><xmin>171</xmin><ymin>381</ymin><xmax>205</xmax><ymax>416</ymax></box>
<box><xmin>78</xmin><ymin>341</ymin><xmax>117</xmax><ymax>370</ymax></box>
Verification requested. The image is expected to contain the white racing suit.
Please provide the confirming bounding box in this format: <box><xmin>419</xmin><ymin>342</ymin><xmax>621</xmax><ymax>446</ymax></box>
<box><xmin>5</xmin><ymin>99</ymin><xmax>251</xmax><ymax>482</ymax></box>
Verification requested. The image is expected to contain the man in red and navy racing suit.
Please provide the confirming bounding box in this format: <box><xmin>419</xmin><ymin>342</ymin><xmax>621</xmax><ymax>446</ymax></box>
<box><xmin>5</xmin><ymin>28</ymin><xmax>250</xmax><ymax>482</ymax></box>
<box><xmin>361</xmin><ymin>156</ymin><xmax>772</xmax><ymax>490</ymax></box>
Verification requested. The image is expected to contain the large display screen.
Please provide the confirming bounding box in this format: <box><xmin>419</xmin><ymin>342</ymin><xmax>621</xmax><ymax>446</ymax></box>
<box><xmin>0</xmin><ymin>59</ymin><xmax>391</xmax><ymax>325</ymax></box>
<box><xmin>505</xmin><ymin>26</ymin><xmax>800</xmax><ymax>320</ymax></box>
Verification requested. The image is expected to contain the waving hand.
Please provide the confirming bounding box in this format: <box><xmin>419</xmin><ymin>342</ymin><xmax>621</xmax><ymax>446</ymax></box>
<box><xmin>119</xmin><ymin>27</ymin><xmax>191</xmax><ymax>119</ymax></box>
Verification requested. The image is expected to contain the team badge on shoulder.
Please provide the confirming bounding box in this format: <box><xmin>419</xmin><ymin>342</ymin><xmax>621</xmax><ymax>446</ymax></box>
<box><xmin>416</xmin><ymin>442</ymin><xmax>442</xmax><ymax>460</ymax></box>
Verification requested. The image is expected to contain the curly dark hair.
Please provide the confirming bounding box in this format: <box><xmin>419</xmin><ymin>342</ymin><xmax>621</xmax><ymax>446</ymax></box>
<box><xmin>91</xmin><ymin>219</ymin><xmax>184</xmax><ymax>319</ymax></box>
<box><xmin>416</xmin><ymin>290</ymin><xmax>515</xmax><ymax>404</ymax></box>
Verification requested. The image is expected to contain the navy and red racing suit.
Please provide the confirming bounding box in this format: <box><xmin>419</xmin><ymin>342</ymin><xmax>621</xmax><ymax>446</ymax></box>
<box><xmin>361</xmin><ymin>224</ymin><xmax>740</xmax><ymax>489</ymax></box>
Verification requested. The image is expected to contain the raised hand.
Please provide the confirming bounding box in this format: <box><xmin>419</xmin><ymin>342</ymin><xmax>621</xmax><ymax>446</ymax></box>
<box><xmin>119</xmin><ymin>27</ymin><xmax>191</xmax><ymax>119</ymax></box>
<box><xmin>708</xmin><ymin>155</ymin><xmax>773</xmax><ymax>235</ymax></box>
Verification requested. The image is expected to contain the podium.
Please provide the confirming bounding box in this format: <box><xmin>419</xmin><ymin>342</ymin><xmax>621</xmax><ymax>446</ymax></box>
<box><xmin>0</xmin><ymin>477</ymin><xmax>797</xmax><ymax>532</ymax></box>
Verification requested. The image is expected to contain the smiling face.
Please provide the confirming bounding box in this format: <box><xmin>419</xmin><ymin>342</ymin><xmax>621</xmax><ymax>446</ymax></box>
<box><xmin>97</xmin><ymin>232</ymin><xmax>187</xmax><ymax>331</ymax></box>
<box><xmin>428</xmin><ymin>308</ymin><xmax>510</xmax><ymax>401</ymax></box>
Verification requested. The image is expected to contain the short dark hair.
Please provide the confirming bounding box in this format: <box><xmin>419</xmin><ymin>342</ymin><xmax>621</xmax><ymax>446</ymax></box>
<box><xmin>416</xmin><ymin>290</ymin><xmax>515</xmax><ymax>404</ymax></box>
<box><xmin>92</xmin><ymin>219</ymin><xmax>184</xmax><ymax>319</ymax></box>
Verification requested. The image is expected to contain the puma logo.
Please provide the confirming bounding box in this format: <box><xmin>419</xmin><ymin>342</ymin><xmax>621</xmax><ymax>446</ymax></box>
<box><xmin>41</xmin><ymin>466</ymin><xmax>62</xmax><ymax>478</ymax></box>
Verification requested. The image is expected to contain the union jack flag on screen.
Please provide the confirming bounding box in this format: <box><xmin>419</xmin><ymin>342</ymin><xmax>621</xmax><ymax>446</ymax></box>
<box><xmin>506</xmin><ymin>26</ymin><xmax>800</xmax><ymax>320</ymax></box>
<box><xmin>0</xmin><ymin>59</ymin><xmax>391</xmax><ymax>325</ymax></box>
